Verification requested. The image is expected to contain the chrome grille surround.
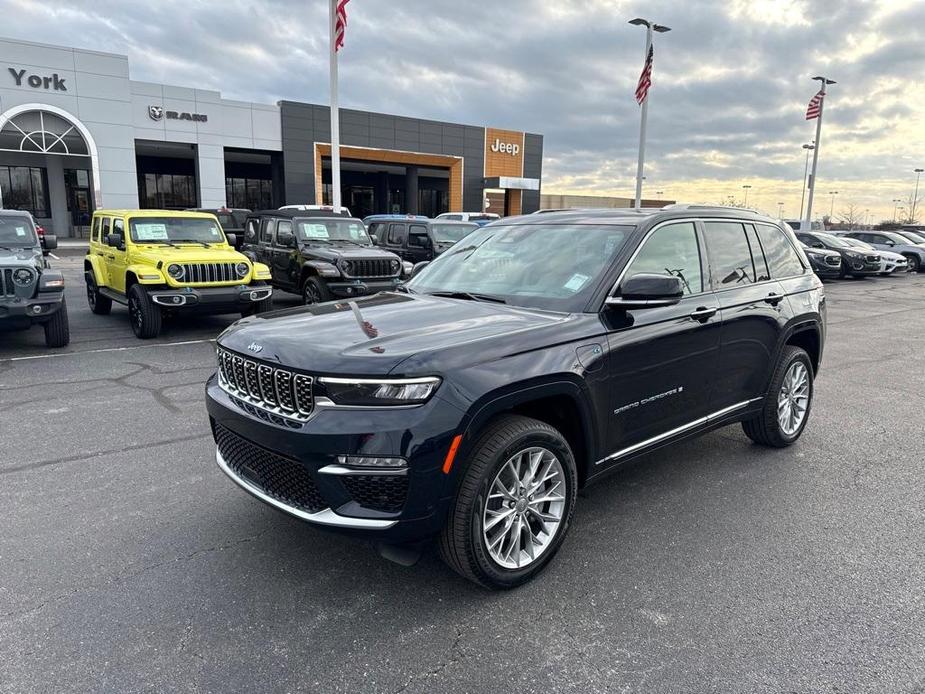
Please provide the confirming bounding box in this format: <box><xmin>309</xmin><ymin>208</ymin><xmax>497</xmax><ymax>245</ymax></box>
<box><xmin>178</xmin><ymin>262</ymin><xmax>240</xmax><ymax>284</ymax></box>
<box><xmin>217</xmin><ymin>347</ymin><xmax>314</xmax><ymax>422</ymax></box>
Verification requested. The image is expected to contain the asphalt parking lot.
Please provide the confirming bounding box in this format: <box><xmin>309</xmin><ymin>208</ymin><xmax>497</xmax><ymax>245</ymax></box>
<box><xmin>2</xmin><ymin>254</ymin><xmax>923</xmax><ymax>693</ymax></box>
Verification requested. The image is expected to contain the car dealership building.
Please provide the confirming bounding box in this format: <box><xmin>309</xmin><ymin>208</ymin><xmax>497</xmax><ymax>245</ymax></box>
<box><xmin>0</xmin><ymin>37</ymin><xmax>543</xmax><ymax>237</ymax></box>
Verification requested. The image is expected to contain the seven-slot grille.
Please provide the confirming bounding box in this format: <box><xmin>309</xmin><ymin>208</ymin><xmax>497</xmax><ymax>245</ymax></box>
<box><xmin>342</xmin><ymin>258</ymin><xmax>395</xmax><ymax>278</ymax></box>
<box><xmin>180</xmin><ymin>262</ymin><xmax>240</xmax><ymax>284</ymax></box>
<box><xmin>217</xmin><ymin>347</ymin><xmax>314</xmax><ymax>421</ymax></box>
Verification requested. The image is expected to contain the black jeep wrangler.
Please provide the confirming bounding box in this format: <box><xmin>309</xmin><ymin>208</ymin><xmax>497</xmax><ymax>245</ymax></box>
<box><xmin>242</xmin><ymin>210</ymin><xmax>403</xmax><ymax>304</ymax></box>
<box><xmin>0</xmin><ymin>210</ymin><xmax>69</xmax><ymax>347</ymax></box>
<box><xmin>366</xmin><ymin>219</ymin><xmax>479</xmax><ymax>265</ymax></box>
<box><xmin>208</xmin><ymin>206</ymin><xmax>826</xmax><ymax>589</ymax></box>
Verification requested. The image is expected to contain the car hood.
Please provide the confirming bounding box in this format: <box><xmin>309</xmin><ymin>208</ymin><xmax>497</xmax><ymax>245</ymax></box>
<box><xmin>804</xmin><ymin>247</ymin><xmax>840</xmax><ymax>259</ymax></box>
<box><xmin>129</xmin><ymin>245</ymin><xmax>247</xmax><ymax>265</ymax></box>
<box><xmin>218</xmin><ymin>292</ymin><xmax>577</xmax><ymax>375</ymax></box>
<box><xmin>301</xmin><ymin>244</ymin><xmax>399</xmax><ymax>262</ymax></box>
<box><xmin>0</xmin><ymin>247</ymin><xmax>41</xmax><ymax>266</ymax></box>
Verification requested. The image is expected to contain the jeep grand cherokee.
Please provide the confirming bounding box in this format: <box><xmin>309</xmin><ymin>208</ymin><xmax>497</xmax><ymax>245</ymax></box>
<box><xmin>206</xmin><ymin>206</ymin><xmax>825</xmax><ymax>589</ymax></box>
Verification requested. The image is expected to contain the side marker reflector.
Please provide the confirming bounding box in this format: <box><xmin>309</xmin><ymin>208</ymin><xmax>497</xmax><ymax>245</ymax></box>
<box><xmin>442</xmin><ymin>434</ymin><xmax>463</xmax><ymax>474</ymax></box>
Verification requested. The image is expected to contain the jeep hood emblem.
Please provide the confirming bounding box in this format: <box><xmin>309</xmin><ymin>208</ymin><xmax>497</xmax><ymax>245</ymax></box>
<box><xmin>246</xmin><ymin>342</ymin><xmax>263</xmax><ymax>353</ymax></box>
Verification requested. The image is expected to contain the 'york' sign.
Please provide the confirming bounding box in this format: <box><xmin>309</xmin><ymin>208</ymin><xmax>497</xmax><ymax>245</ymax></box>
<box><xmin>8</xmin><ymin>67</ymin><xmax>67</xmax><ymax>91</ymax></box>
<box><xmin>490</xmin><ymin>138</ymin><xmax>520</xmax><ymax>157</ymax></box>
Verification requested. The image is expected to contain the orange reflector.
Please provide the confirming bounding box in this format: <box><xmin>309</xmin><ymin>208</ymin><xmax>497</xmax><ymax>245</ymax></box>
<box><xmin>442</xmin><ymin>434</ymin><xmax>463</xmax><ymax>474</ymax></box>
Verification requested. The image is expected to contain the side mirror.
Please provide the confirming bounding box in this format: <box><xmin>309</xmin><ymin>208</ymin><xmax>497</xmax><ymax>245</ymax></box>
<box><xmin>225</xmin><ymin>233</ymin><xmax>239</xmax><ymax>247</ymax></box>
<box><xmin>371</xmin><ymin>236</ymin><xmax>379</xmax><ymax>245</ymax></box>
<box><xmin>107</xmin><ymin>232</ymin><xmax>124</xmax><ymax>249</ymax></box>
<box><xmin>606</xmin><ymin>273</ymin><xmax>683</xmax><ymax>309</ymax></box>
<box><xmin>410</xmin><ymin>261</ymin><xmax>430</xmax><ymax>278</ymax></box>
<box><xmin>41</xmin><ymin>234</ymin><xmax>57</xmax><ymax>251</ymax></box>
<box><xmin>886</xmin><ymin>241</ymin><xmax>895</xmax><ymax>246</ymax></box>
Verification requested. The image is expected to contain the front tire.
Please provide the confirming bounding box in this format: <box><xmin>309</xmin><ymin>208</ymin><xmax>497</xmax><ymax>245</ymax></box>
<box><xmin>742</xmin><ymin>345</ymin><xmax>814</xmax><ymax>447</ymax></box>
<box><xmin>127</xmin><ymin>284</ymin><xmax>162</xmax><ymax>339</ymax></box>
<box><xmin>43</xmin><ymin>298</ymin><xmax>70</xmax><ymax>348</ymax></box>
<box><xmin>439</xmin><ymin>415</ymin><xmax>578</xmax><ymax>589</ymax></box>
<box><xmin>904</xmin><ymin>255</ymin><xmax>920</xmax><ymax>273</ymax></box>
<box><xmin>302</xmin><ymin>276</ymin><xmax>332</xmax><ymax>305</ymax></box>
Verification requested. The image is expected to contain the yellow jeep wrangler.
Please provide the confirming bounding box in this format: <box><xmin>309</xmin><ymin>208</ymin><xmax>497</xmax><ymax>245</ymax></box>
<box><xmin>84</xmin><ymin>210</ymin><xmax>273</xmax><ymax>338</ymax></box>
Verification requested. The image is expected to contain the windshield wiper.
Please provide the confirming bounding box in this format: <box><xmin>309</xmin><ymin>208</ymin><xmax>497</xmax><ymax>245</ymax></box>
<box><xmin>427</xmin><ymin>290</ymin><xmax>506</xmax><ymax>304</ymax></box>
<box><xmin>171</xmin><ymin>239</ymin><xmax>210</xmax><ymax>248</ymax></box>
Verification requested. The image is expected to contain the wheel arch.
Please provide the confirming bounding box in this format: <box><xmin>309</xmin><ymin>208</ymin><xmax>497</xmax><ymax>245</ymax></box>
<box><xmin>84</xmin><ymin>255</ymin><xmax>107</xmax><ymax>286</ymax></box>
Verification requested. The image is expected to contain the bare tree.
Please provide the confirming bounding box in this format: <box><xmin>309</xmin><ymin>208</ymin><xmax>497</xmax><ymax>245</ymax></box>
<box><xmin>901</xmin><ymin>192</ymin><xmax>923</xmax><ymax>224</ymax></box>
<box><xmin>837</xmin><ymin>204</ymin><xmax>864</xmax><ymax>230</ymax></box>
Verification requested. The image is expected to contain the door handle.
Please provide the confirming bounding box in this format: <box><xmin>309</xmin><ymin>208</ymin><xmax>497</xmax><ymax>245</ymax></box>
<box><xmin>689</xmin><ymin>306</ymin><xmax>717</xmax><ymax>322</ymax></box>
<box><xmin>106</xmin><ymin>254</ymin><xmax>115</xmax><ymax>260</ymax></box>
<box><xmin>764</xmin><ymin>292</ymin><xmax>783</xmax><ymax>306</ymax></box>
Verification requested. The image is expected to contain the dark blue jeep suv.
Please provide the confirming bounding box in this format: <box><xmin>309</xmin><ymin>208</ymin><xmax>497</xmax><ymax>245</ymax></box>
<box><xmin>206</xmin><ymin>206</ymin><xmax>825</xmax><ymax>588</ymax></box>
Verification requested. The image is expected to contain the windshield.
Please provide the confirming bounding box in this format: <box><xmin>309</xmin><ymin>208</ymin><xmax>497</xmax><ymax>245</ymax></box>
<box><xmin>844</xmin><ymin>239</ymin><xmax>874</xmax><ymax>250</ymax></box>
<box><xmin>407</xmin><ymin>223</ymin><xmax>633</xmax><ymax>312</ymax></box>
<box><xmin>129</xmin><ymin>217</ymin><xmax>226</xmax><ymax>244</ymax></box>
<box><xmin>883</xmin><ymin>231</ymin><xmax>911</xmax><ymax>244</ymax></box>
<box><xmin>432</xmin><ymin>223</ymin><xmax>477</xmax><ymax>244</ymax></box>
<box><xmin>816</xmin><ymin>233</ymin><xmax>854</xmax><ymax>249</ymax></box>
<box><xmin>0</xmin><ymin>215</ymin><xmax>38</xmax><ymax>246</ymax></box>
<box><xmin>899</xmin><ymin>230</ymin><xmax>925</xmax><ymax>243</ymax></box>
<box><xmin>294</xmin><ymin>218</ymin><xmax>371</xmax><ymax>245</ymax></box>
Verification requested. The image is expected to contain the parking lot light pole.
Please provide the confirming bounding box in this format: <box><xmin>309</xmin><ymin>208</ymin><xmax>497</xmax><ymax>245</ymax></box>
<box><xmin>912</xmin><ymin>168</ymin><xmax>924</xmax><ymax>223</ymax></box>
<box><xmin>630</xmin><ymin>18</ymin><xmax>670</xmax><ymax>210</ymax></box>
<box><xmin>742</xmin><ymin>184</ymin><xmax>752</xmax><ymax>207</ymax></box>
<box><xmin>799</xmin><ymin>142</ymin><xmax>815</xmax><ymax>219</ymax></box>
<box><xmin>778</xmin><ymin>201</ymin><xmax>784</xmax><ymax>218</ymax></box>
<box><xmin>804</xmin><ymin>76</ymin><xmax>835</xmax><ymax>231</ymax></box>
<box><xmin>828</xmin><ymin>190</ymin><xmax>838</xmax><ymax>217</ymax></box>
<box><xmin>892</xmin><ymin>198</ymin><xmax>903</xmax><ymax>223</ymax></box>
<box><xmin>329</xmin><ymin>0</ymin><xmax>343</xmax><ymax>211</ymax></box>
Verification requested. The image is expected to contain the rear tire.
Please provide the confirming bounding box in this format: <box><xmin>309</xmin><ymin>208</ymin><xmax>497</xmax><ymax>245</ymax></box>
<box><xmin>742</xmin><ymin>345</ymin><xmax>813</xmax><ymax>447</ymax></box>
<box><xmin>438</xmin><ymin>415</ymin><xmax>578</xmax><ymax>589</ymax></box>
<box><xmin>302</xmin><ymin>276</ymin><xmax>332</xmax><ymax>305</ymax></box>
<box><xmin>128</xmin><ymin>284</ymin><xmax>162</xmax><ymax>339</ymax></box>
<box><xmin>904</xmin><ymin>254</ymin><xmax>920</xmax><ymax>273</ymax></box>
<box><xmin>85</xmin><ymin>273</ymin><xmax>112</xmax><ymax>315</ymax></box>
<box><xmin>43</xmin><ymin>298</ymin><xmax>70</xmax><ymax>348</ymax></box>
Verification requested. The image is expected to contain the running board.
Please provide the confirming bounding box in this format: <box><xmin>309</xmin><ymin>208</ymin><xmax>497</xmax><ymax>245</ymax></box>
<box><xmin>99</xmin><ymin>287</ymin><xmax>128</xmax><ymax>305</ymax></box>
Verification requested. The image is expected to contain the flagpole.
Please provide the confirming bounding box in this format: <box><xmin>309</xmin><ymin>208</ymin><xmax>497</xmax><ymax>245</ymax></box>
<box><xmin>804</xmin><ymin>76</ymin><xmax>834</xmax><ymax>229</ymax></box>
<box><xmin>329</xmin><ymin>0</ymin><xmax>342</xmax><ymax>212</ymax></box>
<box><xmin>633</xmin><ymin>24</ymin><xmax>652</xmax><ymax>212</ymax></box>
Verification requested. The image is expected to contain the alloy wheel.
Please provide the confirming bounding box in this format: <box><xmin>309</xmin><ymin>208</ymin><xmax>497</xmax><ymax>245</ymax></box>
<box><xmin>303</xmin><ymin>283</ymin><xmax>321</xmax><ymax>305</ymax></box>
<box><xmin>777</xmin><ymin>361</ymin><xmax>810</xmax><ymax>436</ymax></box>
<box><xmin>86</xmin><ymin>283</ymin><xmax>96</xmax><ymax>309</ymax></box>
<box><xmin>129</xmin><ymin>295</ymin><xmax>142</xmax><ymax>332</ymax></box>
<box><xmin>482</xmin><ymin>447</ymin><xmax>566</xmax><ymax>570</ymax></box>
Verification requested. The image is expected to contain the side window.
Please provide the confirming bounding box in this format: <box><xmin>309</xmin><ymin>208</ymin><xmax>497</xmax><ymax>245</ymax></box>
<box><xmin>259</xmin><ymin>219</ymin><xmax>276</xmax><ymax>244</ymax></box>
<box><xmin>275</xmin><ymin>220</ymin><xmax>292</xmax><ymax>246</ymax></box>
<box><xmin>745</xmin><ymin>225</ymin><xmax>770</xmax><ymax>282</ymax></box>
<box><xmin>387</xmin><ymin>223</ymin><xmax>407</xmax><ymax>246</ymax></box>
<box><xmin>113</xmin><ymin>219</ymin><xmax>125</xmax><ymax>239</ymax></box>
<box><xmin>755</xmin><ymin>223</ymin><xmax>804</xmax><ymax>278</ymax></box>
<box><xmin>704</xmin><ymin>222</ymin><xmax>757</xmax><ymax>287</ymax></box>
<box><xmin>245</xmin><ymin>218</ymin><xmax>259</xmax><ymax>242</ymax></box>
<box><xmin>367</xmin><ymin>222</ymin><xmax>381</xmax><ymax>239</ymax></box>
<box><xmin>91</xmin><ymin>216</ymin><xmax>101</xmax><ymax>243</ymax></box>
<box><xmin>443</xmin><ymin>214</ymin><xmax>462</xmax><ymax>221</ymax></box>
<box><xmin>102</xmin><ymin>217</ymin><xmax>111</xmax><ymax>240</ymax></box>
<box><xmin>623</xmin><ymin>222</ymin><xmax>703</xmax><ymax>295</ymax></box>
<box><xmin>408</xmin><ymin>224</ymin><xmax>429</xmax><ymax>248</ymax></box>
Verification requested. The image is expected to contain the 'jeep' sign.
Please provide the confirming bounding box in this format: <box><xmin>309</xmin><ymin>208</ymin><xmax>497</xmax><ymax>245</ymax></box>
<box><xmin>490</xmin><ymin>138</ymin><xmax>520</xmax><ymax>157</ymax></box>
<box><xmin>8</xmin><ymin>67</ymin><xmax>67</xmax><ymax>91</ymax></box>
<box><xmin>148</xmin><ymin>105</ymin><xmax>208</xmax><ymax>123</ymax></box>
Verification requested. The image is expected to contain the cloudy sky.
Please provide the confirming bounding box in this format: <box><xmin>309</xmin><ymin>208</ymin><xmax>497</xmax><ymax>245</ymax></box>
<box><xmin>3</xmin><ymin>0</ymin><xmax>924</xmax><ymax>221</ymax></box>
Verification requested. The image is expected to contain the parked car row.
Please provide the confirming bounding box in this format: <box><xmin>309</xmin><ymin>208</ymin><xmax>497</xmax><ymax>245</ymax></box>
<box><xmin>793</xmin><ymin>228</ymin><xmax>924</xmax><ymax>280</ymax></box>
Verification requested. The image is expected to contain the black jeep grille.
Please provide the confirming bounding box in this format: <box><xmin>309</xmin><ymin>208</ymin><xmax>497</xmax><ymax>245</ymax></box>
<box><xmin>341</xmin><ymin>474</ymin><xmax>409</xmax><ymax>513</ymax></box>
<box><xmin>214</xmin><ymin>424</ymin><xmax>326</xmax><ymax>514</ymax></box>
<box><xmin>343</xmin><ymin>258</ymin><xmax>395</xmax><ymax>278</ymax></box>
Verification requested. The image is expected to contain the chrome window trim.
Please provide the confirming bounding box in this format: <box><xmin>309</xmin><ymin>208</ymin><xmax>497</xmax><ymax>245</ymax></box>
<box><xmin>595</xmin><ymin>398</ymin><xmax>761</xmax><ymax>466</ymax></box>
<box><xmin>215</xmin><ymin>450</ymin><xmax>397</xmax><ymax>529</ymax></box>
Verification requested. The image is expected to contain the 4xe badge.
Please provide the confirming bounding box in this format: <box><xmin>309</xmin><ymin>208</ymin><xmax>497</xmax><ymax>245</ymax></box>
<box><xmin>247</xmin><ymin>342</ymin><xmax>263</xmax><ymax>353</ymax></box>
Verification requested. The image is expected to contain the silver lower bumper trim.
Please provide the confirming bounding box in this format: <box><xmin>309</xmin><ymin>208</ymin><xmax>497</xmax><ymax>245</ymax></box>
<box><xmin>215</xmin><ymin>449</ymin><xmax>398</xmax><ymax>529</ymax></box>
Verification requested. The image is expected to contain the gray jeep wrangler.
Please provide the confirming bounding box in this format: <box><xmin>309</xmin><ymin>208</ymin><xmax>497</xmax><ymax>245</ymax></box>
<box><xmin>0</xmin><ymin>210</ymin><xmax>69</xmax><ymax>347</ymax></box>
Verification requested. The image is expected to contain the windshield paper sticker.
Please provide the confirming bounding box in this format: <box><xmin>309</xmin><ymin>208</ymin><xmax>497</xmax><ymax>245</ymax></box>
<box><xmin>15</xmin><ymin>226</ymin><xmax>26</xmax><ymax>236</ymax></box>
<box><xmin>564</xmin><ymin>273</ymin><xmax>589</xmax><ymax>291</ymax></box>
<box><xmin>134</xmin><ymin>223</ymin><xmax>168</xmax><ymax>240</ymax></box>
<box><xmin>302</xmin><ymin>224</ymin><xmax>331</xmax><ymax>239</ymax></box>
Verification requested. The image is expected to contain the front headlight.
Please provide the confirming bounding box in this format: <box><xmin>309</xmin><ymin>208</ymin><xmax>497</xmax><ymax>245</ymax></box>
<box><xmin>235</xmin><ymin>262</ymin><xmax>250</xmax><ymax>278</ymax></box>
<box><xmin>167</xmin><ymin>263</ymin><xmax>184</xmax><ymax>280</ymax></box>
<box><xmin>320</xmin><ymin>376</ymin><xmax>441</xmax><ymax>406</ymax></box>
<box><xmin>13</xmin><ymin>268</ymin><xmax>34</xmax><ymax>285</ymax></box>
<box><xmin>390</xmin><ymin>259</ymin><xmax>401</xmax><ymax>274</ymax></box>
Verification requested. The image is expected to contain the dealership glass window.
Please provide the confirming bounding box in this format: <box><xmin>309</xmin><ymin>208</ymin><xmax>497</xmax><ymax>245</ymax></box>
<box><xmin>704</xmin><ymin>222</ymin><xmax>758</xmax><ymax>287</ymax></box>
<box><xmin>138</xmin><ymin>173</ymin><xmax>197</xmax><ymax>209</ymax></box>
<box><xmin>0</xmin><ymin>165</ymin><xmax>50</xmax><ymax>217</ymax></box>
<box><xmin>624</xmin><ymin>222</ymin><xmax>703</xmax><ymax>295</ymax></box>
<box><xmin>226</xmin><ymin>177</ymin><xmax>272</xmax><ymax>210</ymax></box>
<box><xmin>419</xmin><ymin>189</ymin><xmax>449</xmax><ymax>219</ymax></box>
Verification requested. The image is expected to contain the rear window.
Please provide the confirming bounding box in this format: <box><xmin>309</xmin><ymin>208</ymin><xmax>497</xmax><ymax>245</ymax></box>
<box><xmin>754</xmin><ymin>223</ymin><xmax>804</xmax><ymax>278</ymax></box>
<box><xmin>704</xmin><ymin>222</ymin><xmax>758</xmax><ymax>286</ymax></box>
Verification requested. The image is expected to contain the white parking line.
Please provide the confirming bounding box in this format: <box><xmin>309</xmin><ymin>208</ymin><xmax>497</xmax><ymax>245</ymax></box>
<box><xmin>5</xmin><ymin>338</ymin><xmax>216</xmax><ymax>362</ymax></box>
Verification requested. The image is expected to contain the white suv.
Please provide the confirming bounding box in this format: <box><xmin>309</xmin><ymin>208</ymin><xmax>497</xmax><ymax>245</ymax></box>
<box><xmin>435</xmin><ymin>212</ymin><xmax>500</xmax><ymax>226</ymax></box>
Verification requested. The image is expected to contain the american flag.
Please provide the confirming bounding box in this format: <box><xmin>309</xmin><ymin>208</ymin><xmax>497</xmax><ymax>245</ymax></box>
<box><xmin>334</xmin><ymin>0</ymin><xmax>351</xmax><ymax>52</ymax></box>
<box><xmin>805</xmin><ymin>89</ymin><xmax>824</xmax><ymax>120</ymax></box>
<box><xmin>635</xmin><ymin>45</ymin><xmax>654</xmax><ymax>105</ymax></box>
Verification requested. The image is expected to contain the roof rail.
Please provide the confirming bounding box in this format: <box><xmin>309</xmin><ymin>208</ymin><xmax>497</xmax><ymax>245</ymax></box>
<box><xmin>661</xmin><ymin>203</ymin><xmax>760</xmax><ymax>214</ymax></box>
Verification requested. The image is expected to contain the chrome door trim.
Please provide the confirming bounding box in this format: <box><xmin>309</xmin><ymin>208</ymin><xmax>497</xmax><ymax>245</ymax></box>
<box><xmin>215</xmin><ymin>450</ymin><xmax>398</xmax><ymax>529</ymax></box>
<box><xmin>594</xmin><ymin>398</ymin><xmax>762</xmax><ymax>466</ymax></box>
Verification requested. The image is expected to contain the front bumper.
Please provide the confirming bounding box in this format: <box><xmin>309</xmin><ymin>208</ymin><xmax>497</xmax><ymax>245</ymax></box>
<box><xmin>0</xmin><ymin>291</ymin><xmax>64</xmax><ymax>323</ymax></box>
<box><xmin>808</xmin><ymin>260</ymin><xmax>841</xmax><ymax>278</ymax></box>
<box><xmin>205</xmin><ymin>374</ymin><xmax>464</xmax><ymax>542</ymax></box>
<box><xmin>326</xmin><ymin>277</ymin><xmax>402</xmax><ymax>299</ymax></box>
<box><xmin>148</xmin><ymin>284</ymin><xmax>272</xmax><ymax>312</ymax></box>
